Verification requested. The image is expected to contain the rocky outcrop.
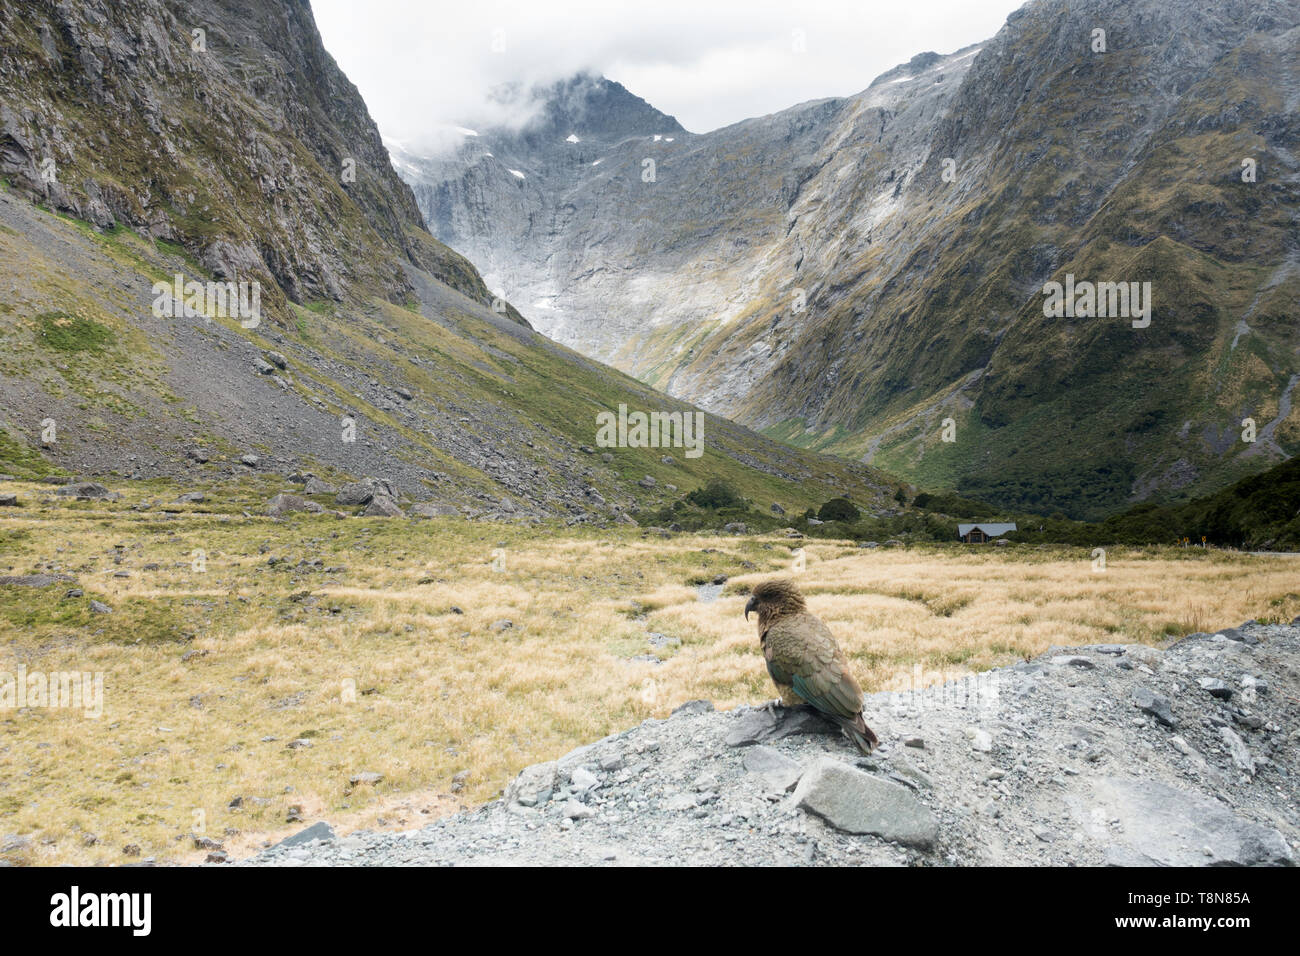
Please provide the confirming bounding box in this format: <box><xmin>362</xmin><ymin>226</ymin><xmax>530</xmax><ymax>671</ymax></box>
<box><xmin>0</xmin><ymin>0</ymin><xmax>442</xmax><ymax>307</ymax></box>
<box><xmin>236</xmin><ymin>620</ymin><xmax>1298</xmax><ymax>866</ymax></box>
<box><xmin>0</xmin><ymin>1</ymin><xmax>896</xmax><ymax>519</ymax></box>
<box><xmin>53</xmin><ymin>482</ymin><xmax>118</xmax><ymax>500</ymax></box>
<box><xmin>265</xmin><ymin>493</ymin><xmax>324</xmax><ymax>517</ymax></box>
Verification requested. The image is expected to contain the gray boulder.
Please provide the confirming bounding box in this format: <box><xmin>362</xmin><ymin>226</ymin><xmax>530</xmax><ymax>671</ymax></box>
<box><xmin>506</xmin><ymin>761</ymin><xmax>558</xmax><ymax>808</ymax></box>
<box><xmin>336</xmin><ymin>477</ymin><xmax>394</xmax><ymax>506</ymax></box>
<box><xmin>359</xmin><ymin>495</ymin><xmax>405</xmax><ymax>518</ymax></box>
<box><xmin>266</xmin><ymin>493</ymin><xmax>324</xmax><ymax>517</ymax></box>
<box><xmin>55</xmin><ymin>482</ymin><xmax>117</xmax><ymax>500</ymax></box>
<box><xmin>302</xmin><ymin>477</ymin><xmax>336</xmax><ymax>495</ymax></box>
<box><xmin>791</xmin><ymin>757</ymin><xmax>939</xmax><ymax>849</ymax></box>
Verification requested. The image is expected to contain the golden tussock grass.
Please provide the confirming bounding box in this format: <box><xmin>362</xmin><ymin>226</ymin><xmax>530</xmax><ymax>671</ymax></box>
<box><xmin>1</xmin><ymin>487</ymin><xmax>1297</xmax><ymax>864</ymax></box>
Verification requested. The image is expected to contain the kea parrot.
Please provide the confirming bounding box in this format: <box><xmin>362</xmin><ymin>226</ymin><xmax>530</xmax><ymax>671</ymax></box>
<box><xmin>744</xmin><ymin>578</ymin><xmax>879</xmax><ymax>754</ymax></box>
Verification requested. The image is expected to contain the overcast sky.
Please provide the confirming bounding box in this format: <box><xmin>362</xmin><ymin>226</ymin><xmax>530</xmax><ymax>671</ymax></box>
<box><xmin>311</xmin><ymin>0</ymin><xmax>1024</xmax><ymax>144</ymax></box>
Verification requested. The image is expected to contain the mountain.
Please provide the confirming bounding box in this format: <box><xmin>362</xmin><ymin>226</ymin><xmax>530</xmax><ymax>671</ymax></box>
<box><xmin>0</xmin><ymin>0</ymin><xmax>469</xmax><ymax>310</ymax></box>
<box><xmin>1095</xmin><ymin>453</ymin><xmax>1300</xmax><ymax>551</ymax></box>
<box><xmin>390</xmin><ymin>72</ymin><xmax>688</xmax><ymax>324</ymax></box>
<box><xmin>0</xmin><ymin>0</ymin><xmax>899</xmax><ymax>519</ymax></box>
<box><xmin>402</xmin><ymin>0</ymin><xmax>1300</xmax><ymax>519</ymax></box>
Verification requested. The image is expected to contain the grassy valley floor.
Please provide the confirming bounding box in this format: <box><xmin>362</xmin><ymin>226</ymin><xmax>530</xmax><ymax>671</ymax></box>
<box><xmin>1</xmin><ymin>480</ymin><xmax>1298</xmax><ymax>864</ymax></box>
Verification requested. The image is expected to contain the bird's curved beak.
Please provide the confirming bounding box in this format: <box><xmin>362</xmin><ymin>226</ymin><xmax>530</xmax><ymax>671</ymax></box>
<box><xmin>744</xmin><ymin>595</ymin><xmax>758</xmax><ymax>621</ymax></box>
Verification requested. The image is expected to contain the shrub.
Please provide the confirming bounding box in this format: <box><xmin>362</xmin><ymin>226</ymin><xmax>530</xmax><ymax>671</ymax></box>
<box><xmin>817</xmin><ymin>497</ymin><xmax>860</xmax><ymax>522</ymax></box>
<box><xmin>685</xmin><ymin>479</ymin><xmax>743</xmax><ymax>510</ymax></box>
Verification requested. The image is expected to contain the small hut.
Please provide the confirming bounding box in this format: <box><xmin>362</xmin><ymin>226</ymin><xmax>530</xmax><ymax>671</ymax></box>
<box><xmin>958</xmin><ymin>522</ymin><xmax>1017</xmax><ymax>543</ymax></box>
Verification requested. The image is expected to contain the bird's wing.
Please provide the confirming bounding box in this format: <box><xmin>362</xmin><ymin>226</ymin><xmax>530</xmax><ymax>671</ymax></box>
<box><xmin>767</xmin><ymin>613</ymin><xmax>863</xmax><ymax>721</ymax></box>
<box><xmin>763</xmin><ymin>638</ymin><xmax>794</xmax><ymax>688</ymax></box>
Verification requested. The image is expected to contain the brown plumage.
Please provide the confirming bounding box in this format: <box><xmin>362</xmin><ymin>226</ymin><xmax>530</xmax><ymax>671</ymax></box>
<box><xmin>743</xmin><ymin>578</ymin><xmax>879</xmax><ymax>754</ymax></box>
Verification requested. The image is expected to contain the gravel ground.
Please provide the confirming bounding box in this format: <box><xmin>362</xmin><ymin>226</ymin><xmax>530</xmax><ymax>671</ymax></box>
<box><xmin>235</xmin><ymin>621</ymin><xmax>1300</xmax><ymax>867</ymax></box>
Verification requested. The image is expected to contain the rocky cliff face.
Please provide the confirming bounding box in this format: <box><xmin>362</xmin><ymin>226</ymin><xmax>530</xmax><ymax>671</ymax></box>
<box><xmin>393</xmin><ymin>72</ymin><xmax>689</xmax><ymax>327</ymax></box>
<box><xmin>0</xmin><ymin>0</ymin><xmax>898</xmax><ymax>518</ymax></box>
<box><xmin>0</xmin><ymin>0</ymin><xmax>463</xmax><ymax>308</ymax></box>
<box><xmin>406</xmin><ymin>0</ymin><xmax>1300</xmax><ymax>519</ymax></box>
<box><xmin>237</xmin><ymin>620</ymin><xmax>1299</xmax><ymax>866</ymax></box>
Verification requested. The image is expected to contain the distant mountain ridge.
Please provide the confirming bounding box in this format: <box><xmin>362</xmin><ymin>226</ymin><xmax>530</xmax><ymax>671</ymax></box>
<box><xmin>398</xmin><ymin>0</ymin><xmax>1300</xmax><ymax>519</ymax></box>
<box><xmin>390</xmin><ymin>72</ymin><xmax>690</xmax><ymax>310</ymax></box>
<box><xmin>502</xmin><ymin>72</ymin><xmax>687</xmax><ymax>142</ymax></box>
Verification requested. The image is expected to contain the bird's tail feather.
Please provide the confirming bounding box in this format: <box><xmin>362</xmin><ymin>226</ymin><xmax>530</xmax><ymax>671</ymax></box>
<box><xmin>837</xmin><ymin>714</ymin><xmax>879</xmax><ymax>754</ymax></box>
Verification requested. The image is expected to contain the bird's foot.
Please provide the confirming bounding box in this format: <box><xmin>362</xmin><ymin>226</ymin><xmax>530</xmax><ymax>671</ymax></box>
<box><xmin>764</xmin><ymin>698</ymin><xmax>785</xmax><ymax>716</ymax></box>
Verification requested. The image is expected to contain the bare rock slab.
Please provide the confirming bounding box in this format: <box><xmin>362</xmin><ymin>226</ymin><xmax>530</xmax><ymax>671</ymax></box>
<box><xmin>725</xmin><ymin>705</ymin><xmax>841</xmax><ymax>747</ymax></box>
<box><xmin>742</xmin><ymin>745</ymin><xmax>803</xmax><ymax>792</ymax></box>
<box><xmin>271</xmin><ymin>821</ymin><xmax>336</xmax><ymax>850</ymax></box>
<box><xmin>791</xmin><ymin>756</ymin><xmax>938</xmax><ymax>850</ymax></box>
<box><xmin>1074</xmin><ymin>777</ymin><xmax>1292</xmax><ymax>867</ymax></box>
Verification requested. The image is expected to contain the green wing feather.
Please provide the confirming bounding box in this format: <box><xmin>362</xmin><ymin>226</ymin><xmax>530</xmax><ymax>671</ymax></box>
<box><xmin>765</xmin><ymin>655</ymin><xmax>793</xmax><ymax>687</ymax></box>
<box><xmin>790</xmin><ymin>671</ymin><xmax>859</xmax><ymax>721</ymax></box>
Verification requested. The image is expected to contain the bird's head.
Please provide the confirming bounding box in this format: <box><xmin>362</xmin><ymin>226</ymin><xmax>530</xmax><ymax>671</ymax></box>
<box><xmin>743</xmin><ymin>578</ymin><xmax>806</xmax><ymax>626</ymax></box>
